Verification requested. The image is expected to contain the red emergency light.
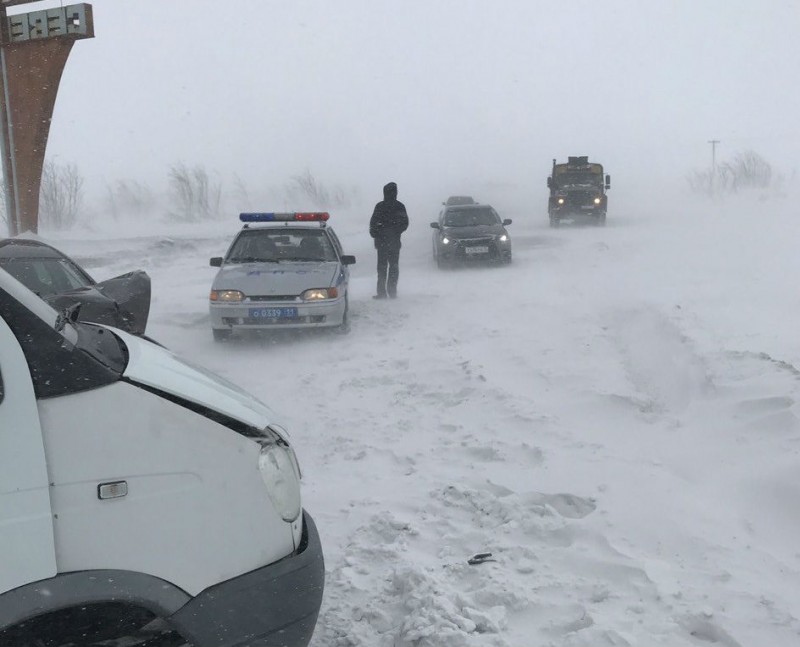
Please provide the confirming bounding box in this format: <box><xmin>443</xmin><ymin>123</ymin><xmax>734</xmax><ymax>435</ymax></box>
<box><xmin>294</xmin><ymin>212</ymin><xmax>330</xmax><ymax>221</ymax></box>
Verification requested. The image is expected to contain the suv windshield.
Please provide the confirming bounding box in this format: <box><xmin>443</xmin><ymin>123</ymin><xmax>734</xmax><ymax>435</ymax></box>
<box><xmin>226</xmin><ymin>229</ymin><xmax>338</xmax><ymax>263</ymax></box>
<box><xmin>444</xmin><ymin>208</ymin><xmax>500</xmax><ymax>227</ymax></box>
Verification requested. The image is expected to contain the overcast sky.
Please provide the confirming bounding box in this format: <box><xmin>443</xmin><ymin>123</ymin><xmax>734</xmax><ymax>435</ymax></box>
<box><xmin>21</xmin><ymin>0</ymin><xmax>800</xmax><ymax>205</ymax></box>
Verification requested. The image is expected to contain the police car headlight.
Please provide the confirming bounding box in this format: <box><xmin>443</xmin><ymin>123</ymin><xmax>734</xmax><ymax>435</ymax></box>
<box><xmin>302</xmin><ymin>287</ymin><xmax>338</xmax><ymax>301</ymax></box>
<box><xmin>442</xmin><ymin>237</ymin><xmax>450</xmax><ymax>245</ymax></box>
<box><xmin>258</xmin><ymin>441</ymin><xmax>302</xmax><ymax>522</ymax></box>
<box><xmin>210</xmin><ymin>289</ymin><xmax>244</xmax><ymax>302</ymax></box>
<box><xmin>594</xmin><ymin>197</ymin><xmax>602</xmax><ymax>204</ymax></box>
<box><xmin>557</xmin><ymin>198</ymin><xmax>565</xmax><ymax>205</ymax></box>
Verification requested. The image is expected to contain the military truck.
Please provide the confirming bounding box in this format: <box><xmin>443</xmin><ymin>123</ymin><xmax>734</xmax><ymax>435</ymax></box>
<box><xmin>547</xmin><ymin>156</ymin><xmax>611</xmax><ymax>227</ymax></box>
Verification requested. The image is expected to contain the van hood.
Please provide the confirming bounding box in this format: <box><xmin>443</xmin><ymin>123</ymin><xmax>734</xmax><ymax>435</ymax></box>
<box><xmin>111</xmin><ymin>328</ymin><xmax>285</xmax><ymax>438</ymax></box>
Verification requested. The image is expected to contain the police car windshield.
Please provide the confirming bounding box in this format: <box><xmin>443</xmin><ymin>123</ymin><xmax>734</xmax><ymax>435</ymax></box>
<box><xmin>227</xmin><ymin>229</ymin><xmax>338</xmax><ymax>263</ymax></box>
<box><xmin>444</xmin><ymin>208</ymin><xmax>499</xmax><ymax>227</ymax></box>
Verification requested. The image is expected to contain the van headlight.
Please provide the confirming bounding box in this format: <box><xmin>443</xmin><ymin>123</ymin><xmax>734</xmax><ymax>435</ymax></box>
<box><xmin>258</xmin><ymin>441</ymin><xmax>301</xmax><ymax>522</ymax></box>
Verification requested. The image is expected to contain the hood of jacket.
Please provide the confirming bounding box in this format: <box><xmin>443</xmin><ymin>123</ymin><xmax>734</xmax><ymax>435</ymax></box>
<box><xmin>383</xmin><ymin>182</ymin><xmax>398</xmax><ymax>201</ymax></box>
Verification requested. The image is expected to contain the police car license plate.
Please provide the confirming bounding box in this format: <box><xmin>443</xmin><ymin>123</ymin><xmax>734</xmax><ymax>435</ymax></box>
<box><xmin>249</xmin><ymin>307</ymin><xmax>298</xmax><ymax>319</ymax></box>
<box><xmin>465</xmin><ymin>246</ymin><xmax>489</xmax><ymax>254</ymax></box>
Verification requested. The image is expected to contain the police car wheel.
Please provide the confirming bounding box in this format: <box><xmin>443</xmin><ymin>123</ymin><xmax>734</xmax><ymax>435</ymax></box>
<box><xmin>335</xmin><ymin>298</ymin><xmax>350</xmax><ymax>334</ymax></box>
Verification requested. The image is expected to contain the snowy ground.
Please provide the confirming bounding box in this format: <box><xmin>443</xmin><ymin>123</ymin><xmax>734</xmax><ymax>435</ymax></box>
<box><xmin>44</xmin><ymin>194</ymin><xmax>800</xmax><ymax>647</ymax></box>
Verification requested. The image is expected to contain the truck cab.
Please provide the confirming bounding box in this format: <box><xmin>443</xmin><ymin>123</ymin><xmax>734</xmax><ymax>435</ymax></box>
<box><xmin>547</xmin><ymin>156</ymin><xmax>611</xmax><ymax>227</ymax></box>
<box><xmin>0</xmin><ymin>267</ymin><xmax>323</xmax><ymax>646</ymax></box>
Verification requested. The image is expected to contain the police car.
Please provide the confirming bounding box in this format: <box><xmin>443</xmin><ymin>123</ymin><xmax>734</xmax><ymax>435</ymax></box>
<box><xmin>209</xmin><ymin>212</ymin><xmax>355</xmax><ymax>340</ymax></box>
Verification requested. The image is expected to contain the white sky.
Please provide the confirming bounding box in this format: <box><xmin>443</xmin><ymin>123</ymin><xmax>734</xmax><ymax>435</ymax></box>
<box><xmin>19</xmin><ymin>0</ymin><xmax>800</xmax><ymax>202</ymax></box>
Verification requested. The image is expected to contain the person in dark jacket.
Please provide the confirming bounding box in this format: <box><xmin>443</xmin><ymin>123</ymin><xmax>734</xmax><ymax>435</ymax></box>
<box><xmin>369</xmin><ymin>182</ymin><xmax>409</xmax><ymax>299</ymax></box>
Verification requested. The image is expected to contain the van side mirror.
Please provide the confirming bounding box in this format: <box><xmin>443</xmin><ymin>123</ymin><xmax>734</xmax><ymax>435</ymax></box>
<box><xmin>340</xmin><ymin>255</ymin><xmax>356</xmax><ymax>265</ymax></box>
<box><xmin>502</xmin><ymin>219</ymin><xmax>512</xmax><ymax>226</ymax></box>
<box><xmin>210</xmin><ymin>257</ymin><xmax>223</xmax><ymax>267</ymax></box>
<box><xmin>547</xmin><ymin>177</ymin><xmax>552</xmax><ymax>189</ymax></box>
<box><xmin>605</xmin><ymin>174</ymin><xmax>611</xmax><ymax>190</ymax></box>
<box><xmin>430</xmin><ymin>222</ymin><xmax>440</xmax><ymax>229</ymax></box>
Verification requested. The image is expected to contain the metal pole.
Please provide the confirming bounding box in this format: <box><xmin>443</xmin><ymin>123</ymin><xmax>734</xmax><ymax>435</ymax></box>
<box><xmin>0</xmin><ymin>48</ymin><xmax>21</xmax><ymax>235</ymax></box>
<box><xmin>0</xmin><ymin>6</ymin><xmax>18</xmax><ymax>235</ymax></box>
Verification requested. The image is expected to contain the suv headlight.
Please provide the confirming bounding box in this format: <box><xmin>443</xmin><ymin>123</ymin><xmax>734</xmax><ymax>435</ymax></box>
<box><xmin>303</xmin><ymin>287</ymin><xmax>338</xmax><ymax>301</ymax></box>
<box><xmin>497</xmin><ymin>234</ymin><xmax>509</xmax><ymax>242</ymax></box>
<box><xmin>210</xmin><ymin>289</ymin><xmax>244</xmax><ymax>302</ymax></box>
<box><xmin>258</xmin><ymin>439</ymin><xmax>302</xmax><ymax>522</ymax></box>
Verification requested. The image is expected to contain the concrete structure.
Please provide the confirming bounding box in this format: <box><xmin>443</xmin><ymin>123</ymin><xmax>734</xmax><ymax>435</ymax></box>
<box><xmin>0</xmin><ymin>2</ymin><xmax>93</xmax><ymax>235</ymax></box>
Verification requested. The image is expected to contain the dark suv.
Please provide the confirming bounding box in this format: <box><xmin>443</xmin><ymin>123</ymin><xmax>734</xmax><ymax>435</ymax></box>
<box><xmin>430</xmin><ymin>204</ymin><xmax>512</xmax><ymax>268</ymax></box>
<box><xmin>443</xmin><ymin>195</ymin><xmax>476</xmax><ymax>206</ymax></box>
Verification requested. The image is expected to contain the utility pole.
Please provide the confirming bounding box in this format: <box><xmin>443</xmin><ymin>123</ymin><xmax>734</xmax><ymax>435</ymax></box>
<box><xmin>708</xmin><ymin>139</ymin><xmax>720</xmax><ymax>197</ymax></box>
<box><xmin>708</xmin><ymin>139</ymin><xmax>720</xmax><ymax>173</ymax></box>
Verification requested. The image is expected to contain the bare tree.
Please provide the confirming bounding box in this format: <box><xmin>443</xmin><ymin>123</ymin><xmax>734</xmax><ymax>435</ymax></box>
<box><xmin>106</xmin><ymin>179</ymin><xmax>156</xmax><ymax>220</ymax></box>
<box><xmin>720</xmin><ymin>151</ymin><xmax>772</xmax><ymax>192</ymax></box>
<box><xmin>167</xmin><ymin>163</ymin><xmax>222</xmax><ymax>221</ymax></box>
<box><xmin>284</xmin><ymin>169</ymin><xmax>330</xmax><ymax>207</ymax></box>
<box><xmin>282</xmin><ymin>169</ymin><xmax>358</xmax><ymax>209</ymax></box>
<box><xmin>229</xmin><ymin>173</ymin><xmax>251</xmax><ymax>212</ymax></box>
<box><xmin>687</xmin><ymin>149</ymin><xmax>775</xmax><ymax>197</ymax></box>
<box><xmin>39</xmin><ymin>160</ymin><xmax>84</xmax><ymax>229</ymax></box>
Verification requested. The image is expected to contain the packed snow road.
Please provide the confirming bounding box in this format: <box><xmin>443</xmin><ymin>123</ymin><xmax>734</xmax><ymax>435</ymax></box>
<box><xmin>51</xmin><ymin>198</ymin><xmax>800</xmax><ymax>646</ymax></box>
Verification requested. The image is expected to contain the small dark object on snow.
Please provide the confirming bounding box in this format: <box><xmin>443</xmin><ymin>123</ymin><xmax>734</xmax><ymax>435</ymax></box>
<box><xmin>467</xmin><ymin>552</ymin><xmax>495</xmax><ymax>565</ymax></box>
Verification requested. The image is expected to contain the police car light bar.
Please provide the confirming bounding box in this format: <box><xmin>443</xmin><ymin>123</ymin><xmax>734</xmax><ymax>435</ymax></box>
<box><xmin>239</xmin><ymin>212</ymin><xmax>330</xmax><ymax>222</ymax></box>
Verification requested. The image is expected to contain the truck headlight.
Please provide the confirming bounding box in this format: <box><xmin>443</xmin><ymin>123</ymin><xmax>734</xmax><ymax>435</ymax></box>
<box><xmin>210</xmin><ymin>289</ymin><xmax>244</xmax><ymax>302</ymax></box>
<box><xmin>442</xmin><ymin>237</ymin><xmax>450</xmax><ymax>245</ymax></box>
<box><xmin>258</xmin><ymin>441</ymin><xmax>302</xmax><ymax>522</ymax></box>
<box><xmin>594</xmin><ymin>197</ymin><xmax>602</xmax><ymax>204</ymax></box>
<box><xmin>557</xmin><ymin>198</ymin><xmax>565</xmax><ymax>205</ymax></box>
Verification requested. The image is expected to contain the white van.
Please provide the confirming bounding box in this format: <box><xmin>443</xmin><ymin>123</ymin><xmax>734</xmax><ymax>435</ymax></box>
<box><xmin>0</xmin><ymin>267</ymin><xmax>324</xmax><ymax>646</ymax></box>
